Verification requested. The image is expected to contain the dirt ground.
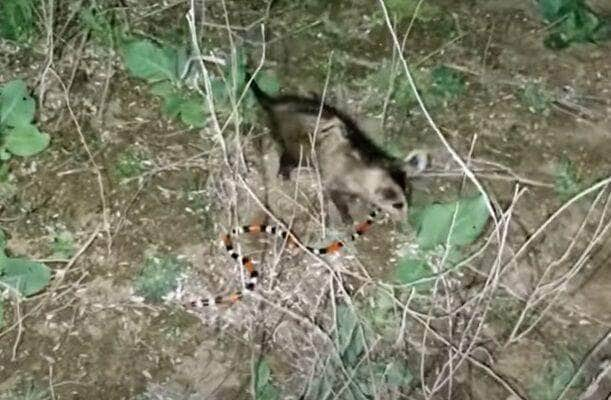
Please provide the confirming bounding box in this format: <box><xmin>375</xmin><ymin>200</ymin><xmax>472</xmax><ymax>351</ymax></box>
<box><xmin>1</xmin><ymin>1</ymin><xmax>610</xmax><ymax>399</ymax></box>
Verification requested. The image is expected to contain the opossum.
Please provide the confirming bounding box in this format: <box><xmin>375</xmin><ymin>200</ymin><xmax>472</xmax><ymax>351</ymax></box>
<box><xmin>248</xmin><ymin>74</ymin><xmax>428</xmax><ymax>222</ymax></box>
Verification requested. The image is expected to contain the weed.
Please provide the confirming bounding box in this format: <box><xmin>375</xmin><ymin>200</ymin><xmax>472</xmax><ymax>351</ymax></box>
<box><xmin>359</xmin><ymin>62</ymin><xmax>465</xmax><ymax>115</ymax></box>
<box><xmin>0</xmin><ymin>229</ymin><xmax>51</xmax><ymax>298</ymax></box>
<box><xmin>79</xmin><ymin>2</ymin><xmax>124</xmax><ymax>47</ymax></box>
<box><xmin>554</xmin><ymin>157</ymin><xmax>583</xmax><ymax>201</ymax></box>
<box><xmin>0</xmin><ymin>378</ymin><xmax>49</xmax><ymax>400</ymax></box>
<box><xmin>429</xmin><ymin>65</ymin><xmax>466</xmax><ymax>105</ymax></box>
<box><xmin>519</xmin><ymin>81</ymin><xmax>554</xmax><ymax>116</ymax></box>
<box><xmin>254</xmin><ymin>358</ymin><xmax>281</xmax><ymax>400</ymax></box>
<box><xmin>134</xmin><ymin>253</ymin><xmax>186</xmax><ymax>302</ymax></box>
<box><xmin>383</xmin><ymin>0</ymin><xmax>442</xmax><ymax>23</ymax></box>
<box><xmin>114</xmin><ymin>148</ymin><xmax>149</xmax><ymax>180</ymax></box>
<box><xmin>0</xmin><ymin>80</ymin><xmax>50</xmax><ymax>160</ymax></box>
<box><xmin>0</xmin><ymin>0</ymin><xmax>36</xmax><ymax>43</ymax></box>
<box><xmin>537</xmin><ymin>0</ymin><xmax>611</xmax><ymax>49</ymax></box>
<box><xmin>528</xmin><ymin>352</ymin><xmax>584</xmax><ymax>400</ymax></box>
<box><xmin>50</xmin><ymin>228</ymin><xmax>75</xmax><ymax>259</ymax></box>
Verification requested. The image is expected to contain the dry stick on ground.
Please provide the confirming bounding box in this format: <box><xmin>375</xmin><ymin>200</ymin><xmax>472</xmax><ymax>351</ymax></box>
<box><xmin>506</xmin><ymin>187</ymin><xmax>610</xmax><ymax>345</ymax></box>
<box><xmin>557</xmin><ymin>329</ymin><xmax>611</xmax><ymax>400</ymax></box>
<box><xmin>309</xmin><ymin>51</ymin><xmax>334</xmax><ymax>239</ymax></box>
<box><xmin>500</xmin><ymin>177</ymin><xmax>611</xmax><ymax>280</ymax></box>
<box><xmin>49</xmin><ymin>69</ymin><xmax>111</xmax><ymax>254</ymax></box>
<box><xmin>430</xmin><ymin>134</ymin><xmax>479</xmax><ymax>399</ymax></box>
<box><xmin>37</xmin><ymin>0</ymin><xmax>54</xmax><ymax>121</ymax></box>
<box><xmin>4</xmin><ymin>225</ymin><xmax>99</xmax><ymax>360</ymax></box>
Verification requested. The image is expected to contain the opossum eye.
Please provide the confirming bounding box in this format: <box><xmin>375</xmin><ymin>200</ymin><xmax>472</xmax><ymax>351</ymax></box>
<box><xmin>392</xmin><ymin>202</ymin><xmax>404</xmax><ymax>209</ymax></box>
<box><xmin>379</xmin><ymin>187</ymin><xmax>398</xmax><ymax>200</ymax></box>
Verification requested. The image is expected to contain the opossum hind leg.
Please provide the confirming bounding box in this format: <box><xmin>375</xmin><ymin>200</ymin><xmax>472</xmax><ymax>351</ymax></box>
<box><xmin>278</xmin><ymin>151</ymin><xmax>299</xmax><ymax>180</ymax></box>
<box><xmin>329</xmin><ymin>190</ymin><xmax>354</xmax><ymax>224</ymax></box>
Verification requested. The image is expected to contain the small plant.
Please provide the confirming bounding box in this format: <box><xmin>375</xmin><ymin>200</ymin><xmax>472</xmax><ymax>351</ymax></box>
<box><xmin>305</xmin><ymin>304</ymin><xmax>414</xmax><ymax>399</ymax></box>
<box><xmin>114</xmin><ymin>148</ymin><xmax>149</xmax><ymax>180</ymax></box>
<box><xmin>0</xmin><ymin>378</ymin><xmax>49</xmax><ymax>400</ymax></box>
<box><xmin>79</xmin><ymin>3</ymin><xmax>123</xmax><ymax>47</ymax></box>
<box><xmin>393</xmin><ymin>194</ymin><xmax>490</xmax><ymax>289</ymax></box>
<box><xmin>382</xmin><ymin>0</ymin><xmax>442</xmax><ymax>23</ymax></box>
<box><xmin>0</xmin><ymin>0</ymin><xmax>36</xmax><ymax>42</ymax></box>
<box><xmin>429</xmin><ymin>65</ymin><xmax>466</xmax><ymax>105</ymax></box>
<box><xmin>254</xmin><ymin>358</ymin><xmax>280</xmax><ymax>400</ymax></box>
<box><xmin>528</xmin><ymin>352</ymin><xmax>584</xmax><ymax>400</ymax></box>
<box><xmin>554</xmin><ymin>157</ymin><xmax>583</xmax><ymax>201</ymax></box>
<box><xmin>122</xmin><ymin>39</ymin><xmax>279</xmax><ymax>128</ymax></box>
<box><xmin>359</xmin><ymin>62</ymin><xmax>465</xmax><ymax>114</ymax></box>
<box><xmin>537</xmin><ymin>0</ymin><xmax>611</xmax><ymax>49</ymax></box>
<box><xmin>0</xmin><ymin>80</ymin><xmax>50</xmax><ymax>160</ymax></box>
<box><xmin>0</xmin><ymin>229</ymin><xmax>51</xmax><ymax>312</ymax></box>
<box><xmin>134</xmin><ymin>253</ymin><xmax>186</xmax><ymax>302</ymax></box>
<box><xmin>50</xmin><ymin>228</ymin><xmax>75</xmax><ymax>259</ymax></box>
<box><xmin>520</xmin><ymin>81</ymin><xmax>554</xmax><ymax>116</ymax></box>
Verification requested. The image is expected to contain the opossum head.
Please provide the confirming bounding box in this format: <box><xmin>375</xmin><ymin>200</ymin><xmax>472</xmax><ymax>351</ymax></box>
<box><xmin>356</xmin><ymin>150</ymin><xmax>429</xmax><ymax>221</ymax></box>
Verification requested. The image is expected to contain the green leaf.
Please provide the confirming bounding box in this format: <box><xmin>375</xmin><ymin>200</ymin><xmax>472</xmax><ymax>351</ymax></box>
<box><xmin>0</xmin><ymin>80</ymin><xmax>35</xmax><ymax>127</ymax></box>
<box><xmin>384</xmin><ymin>361</ymin><xmax>413</xmax><ymax>389</ymax></box>
<box><xmin>254</xmin><ymin>359</ymin><xmax>280</xmax><ymax>400</ymax></box>
<box><xmin>409</xmin><ymin>194</ymin><xmax>490</xmax><ymax>250</ymax></box>
<box><xmin>150</xmin><ymin>81</ymin><xmax>175</xmax><ymax>97</ymax></box>
<box><xmin>0</xmin><ymin>258</ymin><xmax>51</xmax><ymax>296</ymax></box>
<box><xmin>395</xmin><ymin>257</ymin><xmax>432</xmax><ymax>286</ymax></box>
<box><xmin>4</xmin><ymin>124</ymin><xmax>50</xmax><ymax>156</ymax></box>
<box><xmin>0</xmin><ymin>0</ymin><xmax>35</xmax><ymax>41</ymax></box>
<box><xmin>160</xmin><ymin>93</ymin><xmax>206</xmax><ymax>128</ymax></box>
<box><xmin>123</xmin><ymin>40</ymin><xmax>177</xmax><ymax>82</ymax></box>
<box><xmin>177</xmin><ymin>97</ymin><xmax>206</xmax><ymax>128</ymax></box>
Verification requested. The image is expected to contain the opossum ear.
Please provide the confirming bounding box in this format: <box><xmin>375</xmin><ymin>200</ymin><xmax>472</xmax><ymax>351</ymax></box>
<box><xmin>403</xmin><ymin>149</ymin><xmax>429</xmax><ymax>176</ymax></box>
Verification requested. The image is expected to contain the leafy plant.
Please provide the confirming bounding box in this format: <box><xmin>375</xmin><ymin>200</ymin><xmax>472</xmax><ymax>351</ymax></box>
<box><xmin>0</xmin><ymin>378</ymin><xmax>49</xmax><ymax>400</ymax></box>
<box><xmin>122</xmin><ymin>39</ymin><xmax>279</xmax><ymax>128</ymax></box>
<box><xmin>80</xmin><ymin>3</ymin><xmax>123</xmax><ymax>47</ymax></box>
<box><xmin>134</xmin><ymin>253</ymin><xmax>186</xmax><ymax>302</ymax></box>
<box><xmin>50</xmin><ymin>229</ymin><xmax>75</xmax><ymax>259</ymax></box>
<box><xmin>254</xmin><ymin>358</ymin><xmax>280</xmax><ymax>400</ymax></box>
<box><xmin>520</xmin><ymin>81</ymin><xmax>554</xmax><ymax>116</ymax></box>
<box><xmin>393</xmin><ymin>194</ymin><xmax>490</xmax><ymax>287</ymax></box>
<box><xmin>306</xmin><ymin>304</ymin><xmax>414</xmax><ymax>399</ymax></box>
<box><xmin>382</xmin><ymin>0</ymin><xmax>442</xmax><ymax>23</ymax></box>
<box><xmin>528</xmin><ymin>352</ymin><xmax>583</xmax><ymax>400</ymax></box>
<box><xmin>359</xmin><ymin>62</ymin><xmax>465</xmax><ymax>114</ymax></box>
<box><xmin>537</xmin><ymin>0</ymin><xmax>611</xmax><ymax>49</ymax></box>
<box><xmin>554</xmin><ymin>157</ymin><xmax>583</xmax><ymax>201</ymax></box>
<box><xmin>0</xmin><ymin>229</ymin><xmax>51</xmax><ymax>328</ymax></box>
<box><xmin>114</xmin><ymin>148</ymin><xmax>149</xmax><ymax>180</ymax></box>
<box><xmin>429</xmin><ymin>65</ymin><xmax>466</xmax><ymax>105</ymax></box>
<box><xmin>0</xmin><ymin>80</ymin><xmax>50</xmax><ymax>160</ymax></box>
<box><xmin>0</xmin><ymin>0</ymin><xmax>36</xmax><ymax>42</ymax></box>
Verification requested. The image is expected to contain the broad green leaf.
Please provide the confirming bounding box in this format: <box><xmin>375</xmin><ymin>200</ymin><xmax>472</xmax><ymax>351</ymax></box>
<box><xmin>0</xmin><ymin>258</ymin><xmax>51</xmax><ymax>296</ymax></box>
<box><xmin>254</xmin><ymin>359</ymin><xmax>279</xmax><ymax>400</ymax></box>
<box><xmin>0</xmin><ymin>80</ymin><xmax>35</xmax><ymax>127</ymax></box>
<box><xmin>123</xmin><ymin>40</ymin><xmax>177</xmax><ymax>82</ymax></box>
<box><xmin>336</xmin><ymin>304</ymin><xmax>365</xmax><ymax>366</ymax></box>
<box><xmin>395</xmin><ymin>257</ymin><xmax>432</xmax><ymax>286</ymax></box>
<box><xmin>409</xmin><ymin>194</ymin><xmax>489</xmax><ymax>249</ymax></box>
<box><xmin>161</xmin><ymin>94</ymin><xmax>206</xmax><ymax>128</ymax></box>
<box><xmin>385</xmin><ymin>361</ymin><xmax>413</xmax><ymax>388</ymax></box>
<box><xmin>150</xmin><ymin>81</ymin><xmax>175</xmax><ymax>97</ymax></box>
<box><xmin>0</xmin><ymin>0</ymin><xmax>35</xmax><ymax>41</ymax></box>
<box><xmin>4</xmin><ymin>124</ymin><xmax>50</xmax><ymax>156</ymax></box>
<box><xmin>177</xmin><ymin>97</ymin><xmax>206</xmax><ymax>128</ymax></box>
